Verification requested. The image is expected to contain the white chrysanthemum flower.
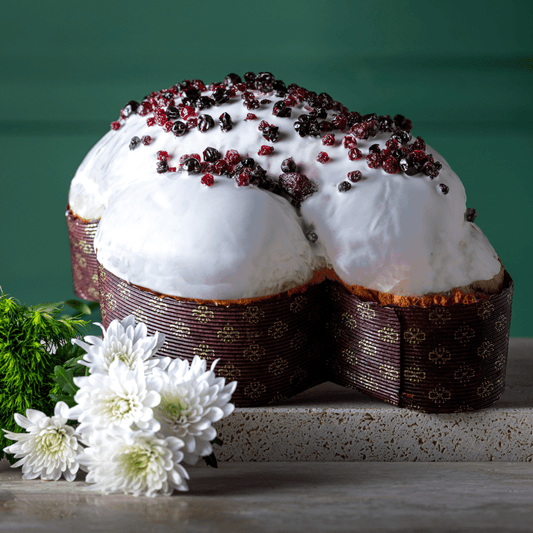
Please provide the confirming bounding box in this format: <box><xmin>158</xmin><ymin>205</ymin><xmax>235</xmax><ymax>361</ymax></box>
<box><xmin>152</xmin><ymin>356</ymin><xmax>237</xmax><ymax>465</ymax></box>
<box><xmin>69</xmin><ymin>359</ymin><xmax>162</xmax><ymax>444</ymax></box>
<box><xmin>73</xmin><ymin>315</ymin><xmax>164</xmax><ymax>375</ymax></box>
<box><xmin>2</xmin><ymin>402</ymin><xmax>80</xmax><ymax>481</ymax></box>
<box><xmin>78</xmin><ymin>429</ymin><xmax>189</xmax><ymax>496</ymax></box>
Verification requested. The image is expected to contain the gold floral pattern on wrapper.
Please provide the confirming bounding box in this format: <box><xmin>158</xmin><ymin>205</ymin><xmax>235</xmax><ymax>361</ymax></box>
<box><xmin>66</xmin><ymin>207</ymin><xmax>100</xmax><ymax>302</ymax></box>
<box><xmin>98</xmin><ymin>264</ymin><xmax>514</xmax><ymax>412</ymax></box>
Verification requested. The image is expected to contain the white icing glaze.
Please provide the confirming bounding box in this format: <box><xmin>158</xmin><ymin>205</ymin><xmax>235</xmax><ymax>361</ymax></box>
<box><xmin>71</xmin><ymin>82</ymin><xmax>502</xmax><ymax>298</ymax></box>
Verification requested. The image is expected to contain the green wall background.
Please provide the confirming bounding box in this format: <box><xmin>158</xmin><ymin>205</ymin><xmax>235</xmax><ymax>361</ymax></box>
<box><xmin>1</xmin><ymin>0</ymin><xmax>532</xmax><ymax>336</ymax></box>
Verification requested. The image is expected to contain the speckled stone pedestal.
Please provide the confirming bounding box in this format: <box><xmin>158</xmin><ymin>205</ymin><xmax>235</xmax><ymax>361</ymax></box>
<box><xmin>214</xmin><ymin>338</ymin><xmax>533</xmax><ymax>461</ymax></box>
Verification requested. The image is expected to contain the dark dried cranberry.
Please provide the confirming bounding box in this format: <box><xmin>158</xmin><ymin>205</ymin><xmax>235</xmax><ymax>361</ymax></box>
<box><xmin>368</xmin><ymin>144</ymin><xmax>381</xmax><ymax>154</ymax></box>
<box><xmin>244</xmin><ymin>72</ymin><xmax>256</xmax><ymax>82</ymax></box>
<box><xmin>319</xmin><ymin>121</ymin><xmax>333</xmax><ymax>132</ymax></box>
<box><xmin>332</xmin><ymin>115</ymin><xmax>347</xmax><ymax>131</ymax></box>
<box><xmin>348</xmin><ymin>148</ymin><xmax>363</xmax><ymax>161</ymax></box>
<box><xmin>279</xmin><ymin>173</ymin><xmax>317</xmax><ymax>202</ymax></box>
<box><xmin>201</xmin><ymin>173</ymin><xmax>215</xmax><ymax>187</ymax></box>
<box><xmin>171</xmin><ymin>121</ymin><xmax>187</xmax><ymax>136</ymax></box>
<box><xmin>293</xmin><ymin>121</ymin><xmax>308</xmax><ymax>137</ymax></box>
<box><xmin>203</xmin><ymin>147</ymin><xmax>221</xmax><ymax>162</ymax></box>
<box><xmin>281</xmin><ymin>158</ymin><xmax>296</xmax><ymax>173</ymax></box>
<box><xmin>316</xmin><ymin>152</ymin><xmax>330</xmax><ymax>164</ymax></box>
<box><xmin>157</xmin><ymin>160</ymin><xmax>169</xmax><ymax>174</ymax></box>
<box><xmin>366</xmin><ymin>152</ymin><xmax>383</xmax><ymax>169</ymax></box>
<box><xmin>129</xmin><ymin>136</ymin><xmax>141</xmax><ymax>150</ymax></box>
<box><xmin>137</xmin><ymin>101</ymin><xmax>152</xmax><ymax>116</ymax></box>
<box><xmin>224</xmin><ymin>73</ymin><xmax>242</xmax><ymax>87</ymax></box>
<box><xmin>121</xmin><ymin>100</ymin><xmax>139</xmax><ymax>119</ymax></box>
<box><xmin>410</xmin><ymin>136</ymin><xmax>426</xmax><ymax>152</ymax></box>
<box><xmin>214</xmin><ymin>159</ymin><xmax>228</xmax><ymax>175</ymax></box>
<box><xmin>241</xmin><ymin>158</ymin><xmax>255</xmax><ymax>168</ymax></box>
<box><xmin>182</xmin><ymin>157</ymin><xmax>201</xmax><ymax>174</ymax></box>
<box><xmin>351</xmin><ymin>119</ymin><xmax>380</xmax><ymax>140</ymax></box>
<box><xmin>393</xmin><ymin>114</ymin><xmax>412</xmax><ymax>132</ymax></box>
<box><xmin>180</xmin><ymin>106</ymin><xmax>196</xmax><ymax>120</ymax></box>
<box><xmin>308</xmin><ymin>121</ymin><xmax>321</xmax><ymax>137</ymax></box>
<box><xmin>378</xmin><ymin>115</ymin><xmax>394</xmax><ymax>132</ymax></box>
<box><xmin>284</xmin><ymin>95</ymin><xmax>298</xmax><ymax>107</ymax></box>
<box><xmin>380</xmin><ymin>148</ymin><xmax>392</xmax><ymax>160</ymax></box>
<box><xmin>383</xmin><ymin>157</ymin><xmax>399</xmax><ymax>174</ymax></box>
<box><xmin>273</xmin><ymin>79</ymin><xmax>287</xmax><ymax>95</ymax></box>
<box><xmin>273</xmin><ymin>101</ymin><xmax>291</xmax><ymax>117</ymax></box>
<box><xmin>245</xmin><ymin>99</ymin><xmax>260</xmax><ymax>110</ymax></box>
<box><xmin>255</xmin><ymin>71</ymin><xmax>275</xmax><ymax>90</ymax></box>
<box><xmin>343</xmin><ymin>135</ymin><xmax>358</xmax><ymax>149</ymax></box>
<box><xmin>465</xmin><ymin>208</ymin><xmax>477</xmax><ymax>222</ymax></box>
<box><xmin>399</xmin><ymin>157</ymin><xmax>419</xmax><ymax>176</ymax></box>
<box><xmin>385</xmin><ymin>138</ymin><xmax>400</xmax><ymax>150</ymax></box>
<box><xmin>197</xmin><ymin>96</ymin><xmax>215</xmax><ymax>110</ymax></box>
<box><xmin>165</xmin><ymin>106</ymin><xmax>180</xmax><ymax>120</ymax></box>
<box><xmin>236</xmin><ymin>171</ymin><xmax>251</xmax><ymax>187</ymax></box>
<box><xmin>225</xmin><ymin>150</ymin><xmax>241</xmax><ymax>165</ymax></box>
<box><xmin>439</xmin><ymin>184</ymin><xmax>449</xmax><ymax>194</ymax></box>
<box><xmin>245</xmin><ymin>113</ymin><xmax>257</xmax><ymax>120</ymax></box>
<box><xmin>258</xmin><ymin>145</ymin><xmax>274</xmax><ymax>156</ymax></box>
<box><xmin>146</xmin><ymin>117</ymin><xmax>156</xmax><ymax>127</ymax></box>
<box><xmin>110</xmin><ymin>121</ymin><xmax>121</xmax><ymax>130</ymax></box>
<box><xmin>219</xmin><ymin>112</ymin><xmax>233</xmax><ymax>132</ymax></box>
<box><xmin>163</xmin><ymin>121</ymin><xmax>174</xmax><ymax>133</ymax></box>
<box><xmin>391</xmin><ymin>130</ymin><xmax>412</xmax><ymax>145</ymax></box>
<box><xmin>197</xmin><ymin>114</ymin><xmax>215</xmax><ymax>132</ymax></box>
<box><xmin>322</xmin><ymin>134</ymin><xmax>335</xmax><ymax>146</ymax></box>
<box><xmin>347</xmin><ymin>170</ymin><xmax>363</xmax><ymax>182</ymax></box>
<box><xmin>262</xmin><ymin>125</ymin><xmax>280</xmax><ymax>142</ymax></box>
<box><xmin>212</xmin><ymin>87</ymin><xmax>230</xmax><ymax>106</ymax></box>
<box><xmin>141</xmin><ymin>135</ymin><xmax>152</xmax><ymax>145</ymax></box>
<box><xmin>338</xmin><ymin>181</ymin><xmax>351</xmax><ymax>192</ymax></box>
<box><xmin>260</xmin><ymin>99</ymin><xmax>272</xmax><ymax>105</ymax></box>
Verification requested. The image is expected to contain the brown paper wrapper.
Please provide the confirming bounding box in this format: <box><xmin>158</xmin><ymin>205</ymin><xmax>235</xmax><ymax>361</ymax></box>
<box><xmin>65</xmin><ymin>206</ymin><xmax>100</xmax><ymax>302</ymax></box>
<box><xmin>98</xmin><ymin>264</ymin><xmax>327</xmax><ymax>407</ymax></box>
<box><xmin>98</xmin><ymin>260</ymin><xmax>513</xmax><ymax>412</ymax></box>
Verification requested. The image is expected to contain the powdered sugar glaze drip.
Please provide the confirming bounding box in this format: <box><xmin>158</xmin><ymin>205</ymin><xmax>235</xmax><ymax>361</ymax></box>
<box><xmin>67</xmin><ymin>72</ymin><xmax>501</xmax><ymax>299</ymax></box>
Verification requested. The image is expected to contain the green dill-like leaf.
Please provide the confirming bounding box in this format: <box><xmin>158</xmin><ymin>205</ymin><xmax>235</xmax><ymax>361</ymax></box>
<box><xmin>203</xmin><ymin>452</ymin><xmax>218</xmax><ymax>469</ymax></box>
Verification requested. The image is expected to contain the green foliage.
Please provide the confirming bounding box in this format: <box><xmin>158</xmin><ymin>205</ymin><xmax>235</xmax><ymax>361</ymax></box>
<box><xmin>0</xmin><ymin>291</ymin><xmax>95</xmax><ymax>464</ymax></box>
<box><xmin>49</xmin><ymin>345</ymin><xmax>90</xmax><ymax>408</ymax></box>
<box><xmin>203</xmin><ymin>437</ymin><xmax>223</xmax><ymax>468</ymax></box>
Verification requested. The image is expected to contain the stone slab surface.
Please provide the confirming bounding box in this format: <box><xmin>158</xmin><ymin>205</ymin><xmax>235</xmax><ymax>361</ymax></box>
<box><xmin>214</xmin><ymin>338</ymin><xmax>533</xmax><ymax>461</ymax></box>
<box><xmin>1</xmin><ymin>462</ymin><xmax>533</xmax><ymax>533</ymax></box>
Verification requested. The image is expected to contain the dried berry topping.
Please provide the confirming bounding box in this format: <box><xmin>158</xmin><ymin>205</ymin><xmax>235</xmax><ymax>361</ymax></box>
<box><xmin>241</xmin><ymin>158</ymin><xmax>255</xmax><ymax>168</ymax></box>
<box><xmin>439</xmin><ymin>183</ymin><xmax>450</xmax><ymax>194</ymax></box>
<box><xmin>157</xmin><ymin>160</ymin><xmax>169</xmax><ymax>174</ymax></box>
<box><xmin>391</xmin><ymin>130</ymin><xmax>412</xmax><ymax>145</ymax></box>
<box><xmin>212</xmin><ymin>87</ymin><xmax>230</xmax><ymax>106</ymax></box>
<box><xmin>411</xmin><ymin>136</ymin><xmax>426</xmax><ymax>152</ymax></box>
<box><xmin>110</xmin><ymin>121</ymin><xmax>121</xmax><ymax>131</ymax></box>
<box><xmin>366</xmin><ymin>152</ymin><xmax>383</xmax><ymax>169</ymax></box>
<box><xmin>316</xmin><ymin>152</ymin><xmax>330</xmax><ymax>164</ymax></box>
<box><xmin>137</xmin><ymin>101</ymin><xmax>152</xmax><ymax>116</ymax></box>
<box><xmin>258</xmin><ymin>145</ymin><xmax>274</xmax><ymax>156</ymax></box>
<box><xmin>281</xmin><ymin>158</ymin><xmax>296</xmax><ymax>173</ymax></box>
<box><xmin>129</xmin><ymin>136</ymin><xmax>141</xmax><ymax>150</ymax></box>
<box><xmin>171</xmin><ymin>121</ymin><xmax>187</xmax><ymax>137</ymax></box>
<box><xmin>385</xmin><ymin>138</ymin><xmax>400</xmax><ymax>150</ymax></box>
<box><xmin>465</xmin><ymin>208</ymin><xmax>477</xmax><ymax>222</ymax></box>
<box><xmin>348</xmin><ymin>148</ymin><xmax>363</xmax><ymax>161</ymax></box>
<box><xmin>225</xmin><ymin>150</ymin><xmax>241</xmax><ymax>165</ymax></box>
<box><xmin>146</xmin><ymin>117</ymin><xmax>156</xmax><ymax>127</ymax></box>
<box><xmin>261</xmin><ymin>124</ymin><xmax>280</xmax><ymax>143</ymax></box>
<box><xmin>350</xmin><ymin>119</ymin><xmax>379</xmax><ymax>140</ymax></box>
<box><xmin>213</xmin><ymin>159</ymin><xmax>228</xmax><ymax>175</ymax></box>
<box><xmin>203</xmin><ymin>147</ymin><xmax>221</xmax><ymax>162</ymax></box>
<box><xmin>141</xmin><ymin>135</ymin><xmax>152</xmax><ymax>146</ymax></box>
<box><xmin>347</xmin><ymin>170</ymin><xmax>363</xmax><ymax>182</ymax></box>
<box><xmin>157</xmin><ymin>151</ymin><xmax>170</xmax><ymax>161</ymax></box>
<box><xmin>382</xmin><ymin>156</ymin><xmax>399</xmax><ymax>174</ymax></box>
<box><xmin>219</xmin><ymin>112</ymin><xmax>233</xmax><ymax>132</ymax></box>
<box><xmin>121</xmin><ymin>101</ymin><xmax>139</xmax><ymax>119</ymax></box>
<box><xmin>332</xmin><ymin>115</ymin><xmax>347</xmax><ymax>131</ymax></box>
<box><xmin>338</xmin><ymin>181</ymin><xmax>351</xmax><ymax>192</ymax></box>
<box><xmin>181</xmin><ymin>157</ymin><xmax>201</xmax><ymax>174</ymax></box>
<box><xmin>165</xmin><ymin>106</ymin><xmax>180</xmax><ymax>120</ymax></box>
<box><xmin>393</xmin><ymin>114</ymin><xmax>412</xmax><ymax>132</ymax></box>
<box><xmin>279</xmin><ymin>173</ymin><xmax>317</xmax><ymax>203</ymax></box>
<box><xmin>197</xmin><ymin>114</ymin><xmax>215</xmax><ymax>132</ymax></box>
<box><xmin>245</xmin><ymin>113</ymin><xmax>257</xmax><ymax>120</ymax></box>
<box><xmin>236</xmin><ymin>171</ymin><xmax>251</xmax><ymax>187</ymax></box>
<box><xmin>343</xmin><ymin>135</ymin><xmax>358</xmax><ymax>149</ymax></box>
<box><xmin>186</xmin><ymin>118</ymin><xmax>197</xmax><ymax>129</ymax></box>
<box><xmin>322</xmin><ymin>134</ymin><xmax>335</xmax><ymax>146</ymax></box>
<box><xmin>180</xmin><ymin>106</ymin><xmax>196</xmax><ymax>120</ymax></box>
<box><xmin>368</xmin><ymin>144</ymin><xmax>381</xmax><ymax>154</ymax></box>
<box><xmin>201</xmin><ymin>173</ymin><xmax>215</xmax><ymax>187</ymax></box>
<box><xmin>224</xmin><ymin>73</ymin><xmax>242</xmax><ymax>87</ymax></box>
<box><xmin>273</xmin><ymin>101</ymin><xmax>291</xmax><ymax>118</ymax></box>
<box><xmin>306</xmin><ymin>231</ymin><xmax>318</xmax><ymax>243</ymax></box>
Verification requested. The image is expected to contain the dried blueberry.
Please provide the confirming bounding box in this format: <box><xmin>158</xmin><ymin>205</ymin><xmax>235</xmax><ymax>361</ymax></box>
<box><xmin>262</xmin><ymin>125</ymin><xmax>280</xmax><ymax>143</ymax></box>
<box><xmin>338</xmin><ymin>181</ymin><xmax>351</xmax><ymax>192</ymax></box>
<box><xmin>439</xmin><ymin>183</ymin><xmax>450</xmax><ymax>194</ymax></box>
<box><xmin>171</xmin><ymin>121</ymin><xmax>187</xmax><ymax>137</ymax></box>
<box><xmin>157</xmin><ymin>160</ymin><xmax>169</xmax><ymax>174</ymax></box>
<box><xmin>182</xmin><ymin>157</ymin><xmax>201</xmax><ymax>174</ymax></box>
<box><xmin>212</xmin><ymin>87</ymin><xmax>230</xmax><ymax>106</ymax></box>
<box><xmin>198</xmin><ymin>114</ymin><xmax>215</xmax><ymax>132</ymax></box>
<box><xmin>465</xmin><ymin>207</ymin><xmax>477</xmax><ymax>222</ymax></box>
<box><xmin>224</xmin><ymin>73</ymin><xmax>242</xmax><ymax>87</ymax></box>
<box><xmin>273</xmin><ymin>101</ymin><xmax>292</xmax><ymax>117</ymax></box>
<box><xmin>219</xmin><ymin>112</ymin><xmax>233</xmax><ymax>132</ymax></box>
<box><xmin>197</xmin><ymin>96</ymin><xmax>215</xmax><ymax>110</ymax></box>
<box><xmin>203</xmin><ymin>147</ymin><xmax>221</xmax><ymax>162</ymax></box>
<box><xmin>281</xmin><ymin>158</ymin><xmax>296</xmax><ymax>173</ymax></box>
<box><xmin>165</xmin><ymin>106</ymin><xmax>180</xmax><ymax>120</ymax></box>
<box><xmin>241</xmin><ymin>158</ymin><xmax>255</xmax><ymax>168</ymax></box>
<box><xmin>121</xmin><ymin>100</ymin><xmax>139</xmax><ymax>118</ymax></box>
<box><xmin>129</xmin><ymin>136</ymin><xmax>141</xmax><ymax>150</ymax></box>
<box><xmin>306</xmin><ymin>231</ymin><xmax>318</xmax><ymax>243</ymax></box>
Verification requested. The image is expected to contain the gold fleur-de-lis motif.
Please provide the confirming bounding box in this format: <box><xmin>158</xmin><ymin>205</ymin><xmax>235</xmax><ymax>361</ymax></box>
<box><xmin>428</xmin><ymin>386</ymin><xmax>451</xmax><ymax>404</ymax></box>
<box><xmin>429</xmin><ymin>346</ymin><xmax>451</xmax><ymax>365</ymax></box>
<box><xmin>290</xmin><ymin>368</ymin><xmax>306</xmax><ymax>386</ymax></box>
<box><xmin>149</xmin><ymin>296</ymin><xmax>168</xmax><ymax>315</ymax></box>
<box><xmin>76</xmin><ymin>253</ymin><xmax>87</xmax><ymax>268</ymax></box>
<box><xmin>377</xmin><ymin>326</ymin><xmax>399</xmax><ymax>344</ymax></box>
<box><xmin>244</xmin><ymin>381</ymin><xmax>267</xmax><ymax>399</ymax></box>
<box><xmin>243</xmin><ymin>342</ymin><xmax>265</xmax><ymax>362</ymax></box>
<box><xmin>341</xmin><ymin>348</ymin><xmax>357</xmax><ymax>366</ymax></box>
<box><xmin>477</xmin><ymin>301</ymin><xmax>494</xmax><ymax>320</ymax></box>
<box><xmin>73</xmin><ymin>265</ymin><xmax>83</xmax><ymax>281</ymax></box>
<box><xmin>79</xmin><ymin>239</ymin><xmax>93</xmax><ymax>255</ymax></box>
<box><xmin>454</xmin><ymin>325</ymin><xmax>475</xmax><ymax>344</ymax></box>
<box><xmin>358</xmin><ymin>339</ymin><xmax>377</xmax><ymax>356</ymax></box>
<box><xmin>118</xmin><ymin>281</ymin><xmax>131</xmax><ymax>300</ymax></box>
<box><xmin>133</xmin><ymin>307</ymin><xmax>148</xmax><ymax>324</ymax></box>
<box><xmin>88</xmin><ymin>287</ymin><xmax>99</xmax><ymax>299</ymax></box>
<box><xmin>403</xmin><ymin>327</ymin><xmax>426</xmax><ymax>345</ymax></box>
<box><xmin>454</xmin><ymin>365</ymin><xmax>475</xmax><ymax>383</ymax></box>
<box><xmin>357</xmin><ymin>302</ymin><xmax>376</xmax><ymax>320</ymax></box>
<box><xmin>218</xmin><ymin>364</ymin><xmax>241</xmax><ymax>382</ymax></box>
<box><xmin>477</xmin><ymin>380</ymin><xmax>494</xmax><ymax>398</ymax></box>
<box><xmin>243</xmin><ymin>306</ymin><xmax>264</xmax><ymax>324</ymax></box>
<box><xmin>193</xmin><ymin>342</ymin><xmax>215</xmax><ymax>361</ymax></box>
<box><xmin>245</xmin><ymin>329</ymin><xmax>260</xmax><ymax>340</ymax></box>
<box><xmin>358</xmin><ymin>374</ymin><xmax>379</xmax><ymax>392</ymax></box>
<box><xmin>170</xmin><ymin>320</ymin><xmax>191</xmax><ymax>339</ymax></box>
<box><xmin>192</xmin><ymin>305</ymin><xmax>214</xmax><ymax>323</ymax></box>
<box><xmin>269</xmin><ymin>357</ymin><xmax>288</xmax><ymax>376</ymax></box>
<box><xmin>495</xmin><ymin>314</ymin><xmax>508</xmax><ymax>332</ymax></box>
<box><xmin>429</xmin><ymin>308</ymin><xmax>452</xmax><ymax>326</ymax></box>
<box><xmin>477</xmin><ymin>340</ymin><xmax>494</xmax><ymax>359</ymax></box>
<box><xmin>268</xmin><ymin>319</ymin><xmax>288</xmax><ymax>339</ymax></box>
<box><xmin>342</xmin><ymin>312</ymin><xmax>357</xmax><ymax>330</ymax></box>
<box><xmin>495</xmin><ymin>353</ymin><xmax>506</xmax><ymax>371</ymax></box>
<box><xmin>455</xmin><ymin>404</ymin><xmax>474</xmax><ymax>413</ymax></box>
<box><xmin>91</xmin><ymin>273</ymin><xmax>99</xmax><ymax>285</ymax></box>
<box><xmin>404</xmin><ymin>367</ymin><xmax>426</xmax><ymax>383</ymax></box>
<box><xmin>290</xmin><ymin>331</ymin><xmax>305</xmax><ymax>350</ymax></box>
<box><xmin>104</xmin><ymin>291</ymin><xmax>117</xmax><ymax>311</ymax></box>
<box><xmin>217</xmin><ymin>324</ymin><xmax>240</xmax><ymax>344</ymax></box>
<box><xmin>290</xmin><ymin>295</ymin><xmax>308</xmax><ymax>313</ymax></box>
<box><xmin>379</xmin><ymin>364</ymin><xmax>399</xmax><ymax>381</ymax></box>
